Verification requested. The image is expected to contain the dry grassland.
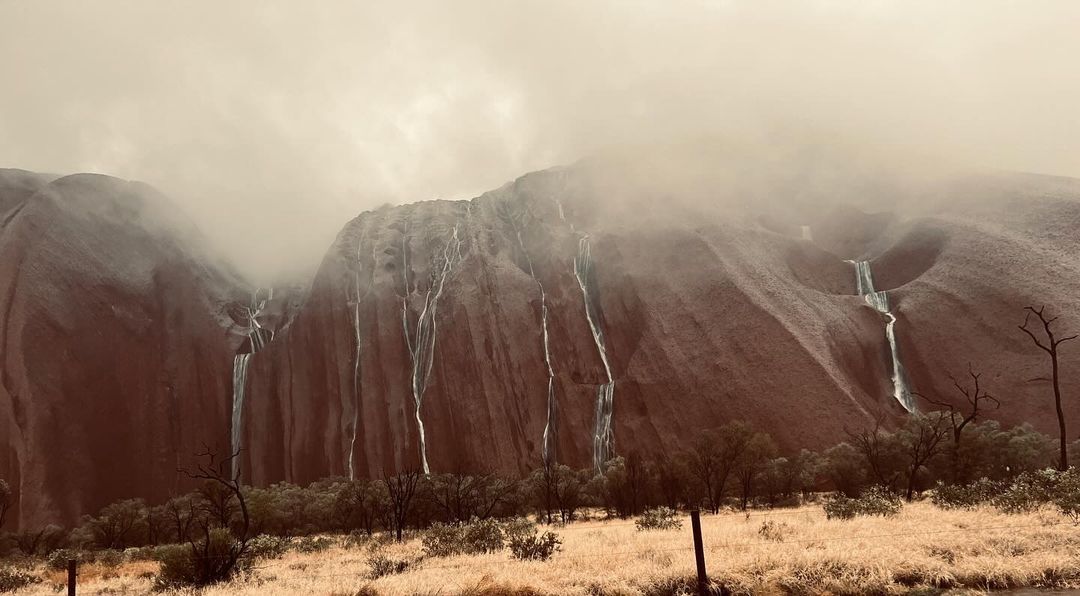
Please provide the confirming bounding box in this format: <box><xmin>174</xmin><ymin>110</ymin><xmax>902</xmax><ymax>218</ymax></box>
<box><xmin>13</xmin><ymin>503</ymin><xmax>1080</xmax><ymax>595</ymax></box>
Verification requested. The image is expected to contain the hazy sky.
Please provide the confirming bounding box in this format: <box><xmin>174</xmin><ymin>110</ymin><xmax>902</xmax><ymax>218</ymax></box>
<box><xmin>1</xmin><ymin>1</ymin><xmax>1078</xmax><ymax>281</ymax></box>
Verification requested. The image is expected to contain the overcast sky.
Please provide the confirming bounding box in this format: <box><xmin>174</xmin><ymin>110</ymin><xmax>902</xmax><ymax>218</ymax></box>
<box><xmin>1</xmin><ymin>1</ymin><xmax>1078</xmax><ymax>281</ymax></box>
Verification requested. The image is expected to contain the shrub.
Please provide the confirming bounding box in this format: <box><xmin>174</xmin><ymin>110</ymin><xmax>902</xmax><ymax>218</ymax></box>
<box><xmin>45</xmin><ymin>548</ymin><xmax>85</xmax><ymax>571</ymax></box>
<box><xmin>757</xmin><ymin>520</ymin><xmax>787</xmax><ymax>542</ymax></box>
<box><xmin>422</xmin><ymin>518</ymin><xmax>520</xmax><ymax>558</ymax></box>
<box><xmin>500</xmin><ymin>517</ymin><xmax>536</xmax><ymax>543</ymax></box>
<box><xmin>367</xmin><ymin>554</ymin><xmax>413</xmax><ymax>579</ymax></box>
<box><xmin>1053</xmin><ymin>469</ymin><xmax>1080</xmax><ymax>524</ymax></box>
<box><xmin>342</xmin><ymin>530</ymin><xmax>371</xmax><ymax>549</ymax></box>
<box><xmin>421</xmin><ymin>522</ymin><xmax>464</xmax><ymax>557</ymax></box>
<box><xmin>0</xmin><ymin>567</ymin><xmax>40</xmax><ymax>593</ymax></box>
<box><xmin>508</xmin><ymin>529</ymin><xmax>560</xmax><ymax>561</ymax></box>
<box><xmin>93</xmin><ymin>549</ymin><xmax>124</xmax><ymax>568</ymax></box>
<box><xmin>931</xmin><ymin>478</ymin><xmax>999</xmax><ymax>510</ymax></box>
<box><xmin>292</xmin><ymin>536</ymin><xmax>334</xmax><ymax>554</ymax></box>
<box><xmin>857</xmin><ymin>486</ymin><xmax>902</xmax><ymax>517</ymax></box>
<box><xmin>462</xmin><ymin>518</ymin><xmax>505</xmax><ymax>554</ymax></box>
<box><xmin>823</xmin><ymin>486</ymin><xmax>901</xmax><ymax>520</ymax></box>
<box><xmin>246</xmin><ymin>534</ymin><xmax>290</xmax><ymax>560</ymax></box>
<box><xmin>994</xmin><ymin>470</ymin><xmax>1061</xmax><ymax>514</ymax></box>
<box><xmin>636</xmin><ymin>507</ymin><xmax>682</xmax><ymax>531</ymax></box>
<box><xmin>153</xmin><ymin>529</ymin><xmax>250</xmax><ymax>589</ymax></box>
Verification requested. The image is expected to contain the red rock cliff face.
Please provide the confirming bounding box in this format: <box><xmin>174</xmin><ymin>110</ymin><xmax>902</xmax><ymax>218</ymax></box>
<box><xmin>0</xmin><ymin>170</ymin><xmax>244</xmax><ymax>530</ymax></box>
<box><xmin>244</xmin><ymin>165</ymin><xmax>1060</xmax><ymax>486</ymax></box>
<box><xmin>7</xmin><ymin>163</ymin><xmax>1080</xmax><ymax>529</ymax></box>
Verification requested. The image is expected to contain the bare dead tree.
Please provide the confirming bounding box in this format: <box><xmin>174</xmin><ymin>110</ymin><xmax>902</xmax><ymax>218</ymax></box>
<box><xmin>383</xmin><ymin>468</ymin><xmax>422</xmax><ymax>542</ymax></box>
<box><xmin>1019</xmin><ymin>305</ymin><xmax>1078</xmax><ymax>471</ymax></box>
<box><xmin>176</xmin><ymin>445</ymin><xmax>251</xmax><ymax>585</ymax></box>
<box><xmin>913</xmin><ymin>363</ymin><xmax>1001</xmax><ymax>481</ymax></box>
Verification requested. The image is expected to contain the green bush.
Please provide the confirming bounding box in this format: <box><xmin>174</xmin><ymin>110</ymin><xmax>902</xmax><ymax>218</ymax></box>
<box><xmin>367</xmin><ymin>554</ymin><xmax>413</xmax><ymax>579</ymax></box>
<box><xmin>45</xmin><ymin>548</ymin><xmax>85</xmax><ymax>572</ymax></box>
<box><xmin>635</xmin><ymin>507</ymin><xmax>682</xmax><ymax>531</ymax></box>
<box><xmin>857</xmin><ymin>486</ymin><xmax>902</xmax><ymax>517</ymax></box>
<box><xmin>94</xmin><ymin>549</ymin><xmax>124</xmax><ymax>568</ymax></box>
<box><xmin>246</xmin><ymin>534</ymin><xmax>290</xmax><ymax>560</ymax></box>
<box><xmin>823</xmin><ymin>494</ymin><xmax>859</xmax><ymax>520</ymax></box>
<box><xmin>465</xmin><ymin>518</ymin><xmax>507</xmax><ymax>554</ymax></box>
<box><xmin>421</xmin><ymin>522</ymin><xmax>463</xmax><ymax>557</ymax></box>
<box><xmin>422</xmin><ymin>518</ymin><xmax>520</xmax><ymax>558</ymax></box>
<box><xmin>823</xmin><ymin>486</ymin><xmax>901</xmax><ymax>520</ymax></box>
<box><xmin>507</xmin><ymin>529</ymin><xmax>560</xmax><ymax>561</ymax></box>
<box><xmin>930</xmin><ymin>478</ymin><xmax>999</xmax><ymax>510</ymax></box>
<box><xmin>993</xmin><ymin>469</ymin><xmax>1061</xmax><ymax>514</ymax></box>
<box><xmin>0</xmin><ymin>567</ymin><xmax>40</xmax><ymax>593</ymax></box>
<box><xmin>1053</xmin><ymin>469</ymin><xmax>1080</xmax><ymax>523</ymax></box>
<box><xmin>153</xmin><ymin>529</ymin><xmax>249</xmax><ymax>590</ymax></box>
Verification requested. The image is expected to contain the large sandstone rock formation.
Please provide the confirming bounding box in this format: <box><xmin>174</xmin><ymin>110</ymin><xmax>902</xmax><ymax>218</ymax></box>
<box><xmin>0</xmin><ymin>169</ymin><xmax>246</xmax><ymax>529</ymax></box>
<box><xmin>237</xmin><ymin>162</ymin><xmax>1080</xmax><ymax>487</ymax></box>
<box><xmin>4</xmin><ymin>157</ymin><xmax>1080</xmax><ymax>529</ymax></box>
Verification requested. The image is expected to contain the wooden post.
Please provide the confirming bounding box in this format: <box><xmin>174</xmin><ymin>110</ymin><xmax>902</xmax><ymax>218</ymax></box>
<box><xmin>690</xmin><ymin>509</ymin><xmax>708</xmax><ymax>595</ymax></box>
<box><xmin>67</xmin><ymin>559</ymin><xmax>76</xmax><ymax>596</ymax></box>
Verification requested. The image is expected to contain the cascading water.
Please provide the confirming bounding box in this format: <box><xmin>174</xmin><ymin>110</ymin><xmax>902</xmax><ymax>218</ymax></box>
<box><xmin>347</xmin><ymin>235</ymin><xmax>366</xmax><ymax>480</ymax></box>
<box><xmin>401</xmin><ymin>225</ymin><xmax>463</xmax><ymax>474</ymax></box>
<box><xmin>573</xmin><ymin>235</ymin><xmax>615</xmax><ymax>472</ymax></box>
<box><xmin>507</xmin><ymin>216</ymin><xmax>559</xmax><ymax>467</ymax></box>
<box><xmin>231</xmin><ymin>289</ymin><xmax>274</xmax><ymax>477</ymax></box>
<box><xmin>230</xmin><ymin>353</ymin><xmax>251</xmax><ymax>474</ymax></box>
<box><xmin>801</xmin><ymin>225</ymin><xmax>813</xmax><ymax>241</ymax></box>
<box><xmin>849</xmin><ymin>260</ymin><xmax>915</xmax><ymax>412</ymax></box>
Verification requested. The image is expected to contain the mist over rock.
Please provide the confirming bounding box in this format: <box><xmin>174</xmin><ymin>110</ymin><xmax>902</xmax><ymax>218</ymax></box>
<box><xmin>0</xmin><ymin>169</ymin><xmax>248</xmax><ymax>529</ymax></box>
<box><xmin>4</xmin><ymin>161</ymin><xmax>1080</xmax><ymax>529</ymax></box>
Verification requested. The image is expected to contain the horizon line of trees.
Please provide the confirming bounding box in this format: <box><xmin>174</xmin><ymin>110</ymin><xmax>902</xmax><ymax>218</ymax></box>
<box><xmin>2</xmin><ymin>413</ymin><xmax>1074</xmax><ymax>558</ymax></box>
<box><xmin>2</xmin><ymin>304</ymin><xmax>1078</xmax><ymax>559</ymax></box>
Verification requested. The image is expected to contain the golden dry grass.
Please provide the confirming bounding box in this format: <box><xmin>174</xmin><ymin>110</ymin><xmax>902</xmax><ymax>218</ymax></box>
<box><xmin>12</xmin><ymin>503</ymin><xmax>1080</xmax><ymax>595</ymax></box>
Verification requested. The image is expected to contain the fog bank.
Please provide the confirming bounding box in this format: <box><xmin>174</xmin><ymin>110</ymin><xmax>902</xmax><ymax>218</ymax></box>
<box><xmin>1</xmin><ymin>1</ymin><xmax>1077</xmax><ymax>281</ymax></box>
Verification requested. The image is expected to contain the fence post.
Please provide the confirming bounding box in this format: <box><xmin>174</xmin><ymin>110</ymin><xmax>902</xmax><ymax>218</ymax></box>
<box><xmin>67</xmin><ymin>559</ymin><xmax>77</xmax><ymax>596</ymax></box>
<box><xmin>690</xmin><ymin>508</ymin><xmax>708</xmax><ymax>595</ymax></box>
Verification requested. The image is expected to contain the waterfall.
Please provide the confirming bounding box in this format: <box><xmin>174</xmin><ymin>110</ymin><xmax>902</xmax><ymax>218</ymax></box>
<box><xmin>849</xmin><ymin>260</ymin><xmax>915</xmax><ymax>412</ymax></box>
<box><xmin>402</xmin><ymin>225</ymin><xmax>463</xmax><ymax>474</ymax></box>
<box><xmin>573</xmin><ymin>235</ymin><xmax>615</xmax><ymax>472</ymax></box>
<box><xmin>230</xmin><ymin>353</ymin><xmax>252</xmax><ymax>476</ymax></box>
<box><xmin>508</xmin><ymin>220</ymin><xmax>559</xmax><ymax>467</ymax></box>
<box><xmin>230</xmin><ymin>289</ymin><xmax>275</xmax><ymax>478</ymax></box>
<box><xmin>801</xmin><ymin>225</ymin><xmax>813</xmax><ymax>241</ymax></box>
<box><xmin>348</xmin><ymin>236</ymin><xmax>365</xmax><ymax>480</ymax></box>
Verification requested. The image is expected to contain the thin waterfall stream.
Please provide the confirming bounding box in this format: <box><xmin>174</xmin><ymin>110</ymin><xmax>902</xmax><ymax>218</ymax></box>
<box><xmin>231</xmin><ymin>289</ymin><xmax>274</xmax><ymax>477</ymax></box>
<box><xmin>574</xmin><ymin>235</ymin><xmax>615</xmax><ymax>472</ymax></box>
<box><xmin>849</xmin><ymin>260</ymin><xmax>915</xmax><ymax>412</ymax></box>
<box><xmin>401</xmin><ymin>225</ymin><xmax>463</xmax><ymax>474</ymax></box>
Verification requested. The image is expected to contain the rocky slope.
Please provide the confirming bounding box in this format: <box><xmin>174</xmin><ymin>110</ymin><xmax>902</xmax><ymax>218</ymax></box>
<box><xmin>5</xmin><ymin>160</ymin><xmax>1080</xmax><ymax>529</ymax></box>
<box><xmin>236</xmin><ymin>163</ymin><xmax>1080</xmax><ymax>487</ymax></box>
<box><xmin>0</xmin><ymin>169</ymin><xmax>247</xmax><ymax>529</ymax></box>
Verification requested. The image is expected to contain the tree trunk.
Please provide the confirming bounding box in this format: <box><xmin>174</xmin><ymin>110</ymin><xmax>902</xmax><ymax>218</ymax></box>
<box><xmin>1053</xmin><ymin>349</ymin><xmax>1069</xmax><ymax>471</ymax></box>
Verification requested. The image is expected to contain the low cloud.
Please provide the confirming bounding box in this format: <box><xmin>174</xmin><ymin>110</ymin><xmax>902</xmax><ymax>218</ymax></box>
<box><xmin>1</xmin><ymin>1</ymin><xmax>1077</xmax><ymax>281</ymax></box>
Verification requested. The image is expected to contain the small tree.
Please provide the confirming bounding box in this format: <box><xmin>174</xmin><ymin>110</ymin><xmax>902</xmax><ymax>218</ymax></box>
<box><xmin>81</xmin><ymin>498</ymin><xmax>148</xmax><ymax>549</ymax></box>
<box><xmin>682</xmin><ymin>421</ymin><xmax>756</xmax><ymax>513</ymax></box>
<box><xmin>846</xmin><ymin>417</ymin><xmax>904</xmax><ymax>492</ymax></box>
<box><xmin>171</xmin><ymin>446</ymin><xmax>253</xmax><ymax>586</ymax></box>
<box><xmin>384</xmin><ymin>469</ymin><xmax>422</xmax><ymax>542</ymax></box>
<box><xmin>914</xmin><ymin>363</ymin><xmax>1000</xmax><ymax>482</ymax></box>
<box><xmin>333</xmin><ymin>479</ymin><xmax>389</xmax><ymax>534</ymax></box>
<box><xmin>734</xmin><ymin>433</ymin><xmax>778</xmax><ymax>510</ymax></box>
<box><xmin>1018</xmin><ymin>305</ymin><xmax>1077</xmax><ymax>471</ymax></box>
<box><xmin>897</xmin><ymin>413</ymin><xmax>950</xmax><ymax>501</ymax></box>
